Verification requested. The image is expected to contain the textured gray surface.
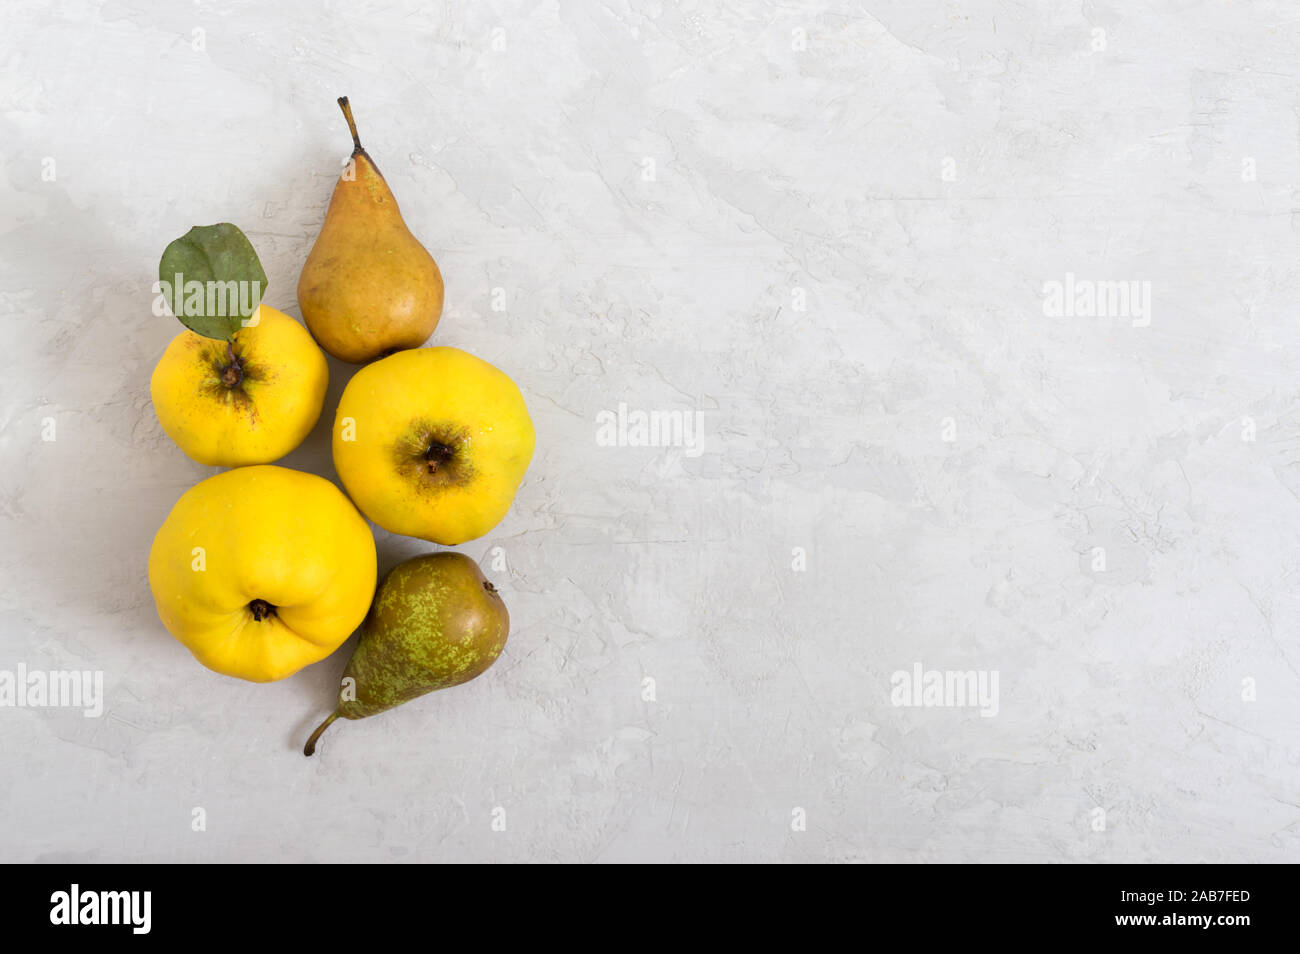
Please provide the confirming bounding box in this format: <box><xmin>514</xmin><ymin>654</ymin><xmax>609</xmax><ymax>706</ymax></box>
<box><xmin>2</xmin><ymin>1</ymin><xmax>1299</xmax><ymax>863</ymax></box>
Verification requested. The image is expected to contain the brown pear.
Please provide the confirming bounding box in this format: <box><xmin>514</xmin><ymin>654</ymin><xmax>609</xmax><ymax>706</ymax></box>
<box><xmin>297</xmin><ymin>97</ymin><xmax>444</xmax><ymax>363</ymax></box>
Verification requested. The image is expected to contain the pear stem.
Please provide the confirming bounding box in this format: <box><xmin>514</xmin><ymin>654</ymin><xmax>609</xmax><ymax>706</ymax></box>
<box><xmin>337</xmin><ymin>96</ymin><xmax>363</xmax><ymax>153</ymax></box>
<box><xmin>304</xmin><ymin>710</ymin><xmax>340</xmax><ymax>757</ymax></box>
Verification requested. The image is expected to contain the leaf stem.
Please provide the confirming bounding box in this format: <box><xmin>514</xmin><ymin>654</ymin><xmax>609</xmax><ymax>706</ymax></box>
<box><xmin>221</xmin><ymin>341</ymin><xmax>244</xmax><ymax>388</ymax></box>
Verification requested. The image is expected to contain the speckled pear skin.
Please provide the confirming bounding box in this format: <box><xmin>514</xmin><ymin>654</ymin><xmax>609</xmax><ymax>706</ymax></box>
<box><xmin>340</xmin><ymin>552</ymin><xmax>509</xmax><ymax>720</ymax></box>
<box><xmin>303</xmin><ymin>552</ymin><xmax>508</xmax><ymax>755</ymax></box>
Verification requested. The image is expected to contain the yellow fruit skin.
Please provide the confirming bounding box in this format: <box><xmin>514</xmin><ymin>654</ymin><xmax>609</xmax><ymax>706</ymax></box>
<box><xmin>332</xmin><ymin>347</ymin><xmax>534</xmax><ymax>545</ymax></box>
<box><xmin>150</xmin><ymin>305</ymin><xmax>328</xmax><ymax>467</ymax></box>
<box><xmin>148</xmin><ymin>465</ymin><xmax>377</xmax><ymax>682</ymax></box>
<box><xmin>297</xmin><ymin>151</ymin><xmax>444</xmax><ymax>364</ymax></box>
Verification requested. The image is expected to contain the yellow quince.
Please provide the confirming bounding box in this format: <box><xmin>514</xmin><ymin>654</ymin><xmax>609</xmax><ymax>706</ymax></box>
<box><xmin>332</xmin><ymin>347</ymin><xmax>534</xmax><ymax>545</ymax></box>
<box><xmin>150</xmin><ymin>305</ymin><xmax>328</xmax><ymax>466</ymax></box>
<box><xmin>148</xmin><ymin>465</ymin><xmax>377</xmax><ymax>682</ymax></box>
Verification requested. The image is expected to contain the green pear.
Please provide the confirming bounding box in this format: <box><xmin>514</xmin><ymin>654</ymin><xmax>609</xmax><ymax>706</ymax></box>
<box><xmin>303</xmin><ymin>552</ymin><xmax>509</xmax><ymax>756</ymax></box>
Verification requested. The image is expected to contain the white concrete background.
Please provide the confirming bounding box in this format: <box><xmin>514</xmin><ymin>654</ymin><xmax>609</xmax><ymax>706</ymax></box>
<box><xmin>2</xmin><ymin>0</ymin><xmax>1298</xmax><ymax>863</ymax></box>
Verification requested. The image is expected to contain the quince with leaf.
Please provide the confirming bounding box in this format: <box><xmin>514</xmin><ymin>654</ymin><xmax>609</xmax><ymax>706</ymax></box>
<box><xmin>151</xmin><ymin>224</ymin><xmax>328</xmax><ymax>466</ymax></box>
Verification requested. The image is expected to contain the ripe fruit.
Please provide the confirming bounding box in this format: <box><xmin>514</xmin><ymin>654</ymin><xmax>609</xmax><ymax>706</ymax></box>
<box><xmin>297</xmin><ymin>97</ymin><xmax>444</xmax><ymax>363</ymax></box>
<box><xmin>150</xmin><ymin>304</ymin><xmax>328</xmax><ymax>466</ymax></box>
<box><xmin>332</xmin><ymin>347</ymin><xmax>534</xmax><ymax>544</ymax></box>
<box><xmin>304</xmin><ymin>552</ymin><xmax>509</xmax><ymax>755</ymax></box>
<box><xmin>148</xmin><ymin>465</ymin><xmax>377</xmax><ymax>682</ymax></box>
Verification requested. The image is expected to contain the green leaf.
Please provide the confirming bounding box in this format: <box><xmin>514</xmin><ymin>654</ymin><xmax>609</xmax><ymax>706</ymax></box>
<box><xmin>158</xmin><ymin>223</ymin><xmax>268</xmax><ymax>340</ymax></box>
